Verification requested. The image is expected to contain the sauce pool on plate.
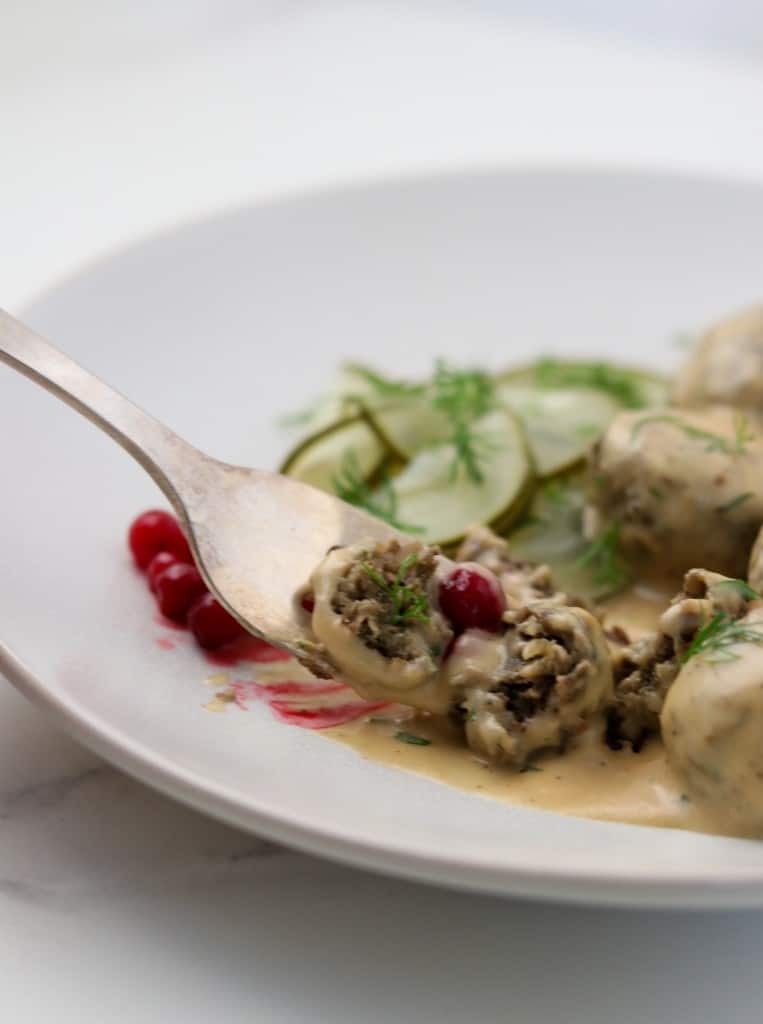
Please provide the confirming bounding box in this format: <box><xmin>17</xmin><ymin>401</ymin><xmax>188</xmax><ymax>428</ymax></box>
<box><xmin>323</xmin><ymin>584</ymin><xmax>745</xmax><ymax>838</ymax></box>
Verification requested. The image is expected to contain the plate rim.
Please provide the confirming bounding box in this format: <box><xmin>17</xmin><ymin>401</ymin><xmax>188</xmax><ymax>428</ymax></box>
<box><xmin>5</xmin><ymin>634</ymin><xmax>763</xmax><ymax>910</ymax></box>
<box><xmin>14</xmin><ymin>160</ymin><xmax>763</xmax><ymax>319</ymax></box>
<box><xmin>7</xmin><ymin>165</ymin><xmax>763</xmax><ymax>907</ymax></box>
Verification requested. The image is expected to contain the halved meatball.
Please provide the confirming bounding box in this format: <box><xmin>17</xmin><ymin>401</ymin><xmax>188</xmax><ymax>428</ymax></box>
<box><xmin>447</xmin><ymin>602</ymin><xmax>612</xmax><ymax>769</ymax></box>
<box><xmin>585</xmin><ymin>407</ymin><xmax>763</xmax><ymax>579</ymax></box>
<box><xmin>309</xmin><ymin>539</ymin><xmax>455</xmax><ymax>712</ymax></box>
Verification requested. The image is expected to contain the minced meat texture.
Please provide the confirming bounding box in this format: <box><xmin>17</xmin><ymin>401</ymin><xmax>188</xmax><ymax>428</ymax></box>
<box><xmin>606</xmin><ymin>634</ymin><xmax>677</xmax><ymax>750</ymax></box>
<box><xmin>605</xmin><ymin>568</ymin><xmax>760</xmax><ymax>750</ymax></box>
<box><xmin>498</xmin><ymin>604</ymin><xmax>595</xmax><ymax>709</ymax></box>
<box><xmin>331</xmin><ymin>540</ymin><xmax>453</xmax><ymax>663</ymax></box>
<box><xmin>457</xmin><ymin>527</ymin><xmax>547</xmax><ymax>583</ymax></box>
<box><xmin>455</xmin><ymin>602</ymin><xmax>612</xmax><ymax>767</ymax></box>
<box><xmin>456</xmin><ymin>525</ymin><xmax>592</xmax><ymax>612</ymax></box>
<box><xmin>456</xmin><ymin>526</ymin><xmax>557</xmax><ymax>604</ymax></box>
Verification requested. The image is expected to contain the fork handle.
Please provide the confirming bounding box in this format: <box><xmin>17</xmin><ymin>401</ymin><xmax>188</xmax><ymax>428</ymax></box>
<box><xmin>0</xmin><ymin>308</ymin><xmax>196</xmax><ymax>510</ymax></box>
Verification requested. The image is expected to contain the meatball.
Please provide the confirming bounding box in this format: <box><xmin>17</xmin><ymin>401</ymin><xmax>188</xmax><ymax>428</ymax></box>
<box><xmin>447</xmin><ymin>602</ymin><xmax>612</xmax><ymax>768</ymax></box>
<box><xmin>309</xmin><ymin>539</ymin><xmax>455</xmax><ymax>712</ymax></box>
<box><xmin>661</xmin><ymin>606</ymin><xmax>763</xmax><ymax>834</ymax></box>
<box><xmin>456</xmin><ymin>525</ymin><xmax>586</xmax><ymax>610</ymax></box>
<box><xmin>607</xmin><ymin>568</ymin><xmax>759</xmax><ymax>748</ymax></box>
<box><xmin>585</xmin><ymin>407</ymin><xmax>763</xmax><ymax>579</ymax></box>
<box><xmin>673</xmin><ymin>303</ymin><xmax>763</xmax><ymax>413</ymax></box>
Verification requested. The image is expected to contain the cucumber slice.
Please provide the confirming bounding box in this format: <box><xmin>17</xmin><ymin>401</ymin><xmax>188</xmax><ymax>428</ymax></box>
<box><xmin>339</xmin><ymin>362</ymin><xmax>425</xmax><ymax>405</ymax></box>
<box><xmin>281</xmin><ymin>364</ymin><xmax>423</xmax><ymax>439</ymax></box>
<box><xmin>508</xmin><ymin>475</ymin><xmax>587</xmax><ymax>562</ymax></box>
<box><xmin>389</xmin><ymin>407</ymin><xmax>534</xmax><ymax>545</ymax></box>
<box><xmin>338</xmin><ymin>365</ymin><xmax>446</xmax><ymax>460</ymax></box>
<box><xmin>500</xmin><ymin>359</ymin><xmax>669</xmax><ymax>411</ymax></box>
<box><xmin>291</xmin><ymin>394</ymin><xmax>351</xmax><ymax>436</ymax></box>
<box><xmin>280</xmin><ymin>414</ymin><xmax>387</xmax><ymax>494</ymax></box>
<box><xmin>506</xmin><ymin>473</ymin><xmax>626</xmax><ymax>601</ymax></box>
<box><xmin>497</xmin><ymin>383</ymin><xmax>620</xmax><ymax>477</ymax></box>
<box><xmin>365</xmin><ymin>398</ymin><xmax>452</xmax><ymax>460</ymax></box>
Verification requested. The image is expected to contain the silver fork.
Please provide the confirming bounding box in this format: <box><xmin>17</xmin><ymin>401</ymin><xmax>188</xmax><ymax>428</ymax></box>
<box><xmin>0</xmin><ymin>309</ymin><xmax>396</xmax><ymax>658</ymax></box>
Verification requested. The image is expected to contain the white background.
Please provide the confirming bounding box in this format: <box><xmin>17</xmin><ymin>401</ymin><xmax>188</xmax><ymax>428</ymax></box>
<box><xmin>3</xmin><ymin>2</ymin><xmax>763</xmax><ymax>1021</ymax></box>
<box><xmin>6</xmin><ymin>0</ymin><xmax>763</xmax><ymax>311</ymax></box>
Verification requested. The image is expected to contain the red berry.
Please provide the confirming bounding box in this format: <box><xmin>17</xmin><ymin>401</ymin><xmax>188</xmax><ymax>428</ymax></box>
<box><xmin>155</xmin><ymin>563</ymin><xmax>207</xmax><ymax>623</ymax></box>
<box><xmin>128</xmin><ymin>509</ymin><xmax>191</xmax><ymax>569</ymax></box>
<box><xmin>439</xmin><ymin>566</ymin><xmax>505</xmax><ymax>633</ymax></box>
<box><xmin>147</xmin><ymin>551</ymin><xmax>182</xmax><ymax>593</ymax></box>
<box><xmin>188</xmin><ymin>593</ymin><xmax>244</xmax><ymax>649</ymax></box>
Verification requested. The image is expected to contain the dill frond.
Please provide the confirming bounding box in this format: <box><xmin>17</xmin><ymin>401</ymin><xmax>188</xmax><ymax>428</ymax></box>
<box><xmin>682</xmin><ymin>612</ymin><xmax>763</xmax><ymax>665</ymax></box>
<box><xmin>576</xmin><ymin>520</ymin><xmax>628</xmax><ymax>593</ymax></box>
<box><xmin>432</xmin><ymin>361</ymin><xmax>497</xmax><ymax>484</ymax></box>
<box><xmin>531</xmin><ymin>358</ymin><xmax>647</xmax><ymax>409</ymax></box>
<box><xmin>733</xmin><ymin>413</ymin><xmax>756</xmax><ymax>453</ymax></box>
<box><xmin>361</xmin><ymin>553</ymin><xmax>430</xmax><ymax>626</ymax></box>
<box><xmin>342</xmin><ymin>363</ymin><xmax>426</xmax><ymax>400</ymax></box>
<box><xmin>631</xmin><ymin>414</ymin><xmax>756</xmax><ymax>455</ymax></box>
<box><xmin>332</xmin><ymin>449</ymin><xmax>422</xmax><ymax>533</ymax></box>
<box><xmin>277</xmin><ymin>401</ymin><xmax>321</xmax><ymax>429</ymax></box>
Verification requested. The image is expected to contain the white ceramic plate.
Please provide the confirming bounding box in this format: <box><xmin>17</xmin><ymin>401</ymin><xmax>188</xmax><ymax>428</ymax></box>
<box><xmin>4</xmin><ymin>169</ymin><xmax>763</xmax><ymax>908</ymax></box>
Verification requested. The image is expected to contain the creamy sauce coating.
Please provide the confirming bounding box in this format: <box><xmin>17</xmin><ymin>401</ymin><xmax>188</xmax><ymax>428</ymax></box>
<box><xmin>322</xmin><ymin>584</ymin><xmax>750</xmax><ymax>837</ymax></box>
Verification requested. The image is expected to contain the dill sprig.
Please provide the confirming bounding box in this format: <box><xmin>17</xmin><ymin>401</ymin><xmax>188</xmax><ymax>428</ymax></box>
<box><xmin>576</xmin><ymin>520</ymin><xmax>628</xmax><ymax>594</ymax></box>
<box><xmin>395</xmin><ymin>731</ymin><xmax>432</xmax><ymax>746</ymax></box>
<box><xmin>332</xmin><ymin>449</ymin><xmax>423</xmax><ymax>533</ymax></box>
<box><xmin>733</xmin><ymin>412</ymin><xmax>757</xmax><ymax>452</ymax></box>
<box><xmin>362</xmin><ymin>553</ymin><xmax>430</xmax><ymax>626</ymax></box>
<box><xmin>332</xmin><ymin>448</ymin><xmax>372</xmax><ymax>505</ymax></box>
<box><xmin>682</xmin><ymin>612</ymin><xmax>763</xmax><ymax>665</ymax></box>
<box><xmin>532</xmin><ymin>358</ymin><xmax>647</xmax><ymax>409</ymax></box>
<box><xmin>342</xmin><ymin>363</ymin><xmax>426</xmax><ymax>400</ymax></box>
<box><xmin>432</xmin><ymin>360</ymin><xmax>495</xmax><ymax>421</ymax></box>
<box><xmin>718</xmin><ymin>492</ymin><xmax>754</xmax><ymax>514</ymax></box>
<box><xmin>278</xmin><ymin>401</ymin><xmax>321</xmax><ymax>429</ymax></box>
<box><xmin>448</xmin><ymin>421</ymin><xmax>502</xmax><ymax>485</ymax></box>
<box><xmin>518</xmin><ymin>479</ymin><xmax>573</xmax><ymax>529</ymax></box>
<box><xmin>432</xmin><ymin>361</ymin><xmax>497</xmax><ymax>484</ymax></box>
<box><xmin>541</xmin><ymin>479</ymin><xmax>575</xmax><ymax>508</ymax></box>
<box><xmin>631</xmin><ymin>413</ymin><xmax>756</xmax><ymax>455</ymax></box>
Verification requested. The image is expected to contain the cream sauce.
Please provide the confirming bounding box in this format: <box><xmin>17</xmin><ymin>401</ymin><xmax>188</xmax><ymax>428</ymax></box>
<box><xmin>322</xmin><ymin>584</ymin><xmax>747</xmax><ymax>837</ymax></box>
<box><xmin>310</xmin><ymin>543</ymin><xmax>453</xmax><ymax>713</ymax></box>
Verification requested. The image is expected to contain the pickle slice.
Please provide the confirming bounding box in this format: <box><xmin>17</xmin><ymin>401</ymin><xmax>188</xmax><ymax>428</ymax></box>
<box><xmin>390</xmin><ymin>408</ymin><xmax>534</xmax><ymax>545</ymax></box>
<box><xmin>497</xmin><ymin>383</ymin><xmax>620</xmax><ymax>477</ymax></box>
<box><xmin>506</xmin><ymin>473</ymin><xmax>627</xmax><ymax>601</ymax></box>
<box><xmin>280</xmin><ymin>414</ymin><xmax>387</xmax><ymax>494</ymax></box>
<box><xmin>365</xmin><ymin>399</ymin><xmax>451</xmax><ymax>460</ymax></box>
<box><xmin>500</xmin><ymin>359</ymin><xmax>669</xmax><ymax>410</ymax></box>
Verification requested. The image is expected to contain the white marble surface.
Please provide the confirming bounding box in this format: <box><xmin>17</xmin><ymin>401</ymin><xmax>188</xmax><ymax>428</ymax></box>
<box><xmin>5</xmin><ymin>3</ymin><xmax>763</xmax><ymax>1021</ymax></box>
<box><xmin>3</xmin><ymin>678</ymin><xmax>763</xmax><ymax>1024</ymax></box>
